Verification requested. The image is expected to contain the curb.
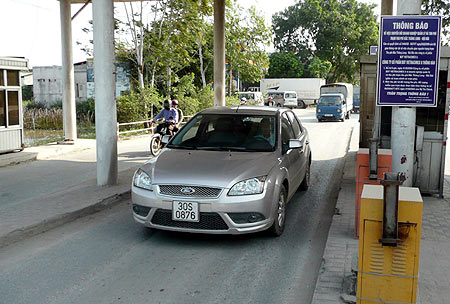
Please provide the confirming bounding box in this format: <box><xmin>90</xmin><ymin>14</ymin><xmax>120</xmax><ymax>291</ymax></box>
<box><xmin>0</xmin><ymin>190</ymin><xmax>131</xmax><ymax>249</ymax></box>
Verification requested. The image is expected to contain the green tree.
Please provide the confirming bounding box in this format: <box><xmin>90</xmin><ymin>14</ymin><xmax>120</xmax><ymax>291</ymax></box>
<box><xmin>422</xmin><ymin>0</ymin><xmax>450</xmax><ymax>45</ymax></box>
<box><xmin>272</xmin><ymin>0</ymin><xmax>378</xmax><ymax>83</ymax></box>
<box><xmin>225</xmin><ymin>5</ymin><xmax>272</xmax><ymax>93</ymax></box>
<box><xmin>306</xmin><ymin>57</ymin><xmax>332</xmax><ymax>79</ymax></box>
<box><xmin>267</xmin><ymin>52</ymin><xmax>303</xmax><ymax>78</ymax></box>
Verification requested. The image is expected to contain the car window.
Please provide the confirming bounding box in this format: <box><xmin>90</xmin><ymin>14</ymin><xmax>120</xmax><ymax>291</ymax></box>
<box><xmin>281</xmin><ymin>115</ymin><xmax>295</xmax><ymax>146</ymax></box>
<box><xmin>169</xmin><ymin>114</ymin><xmax>277</xmax><ymax>152</ymax></box>
<box><xmin>286</xmin><ymin>111</ymin><xmax>302</xmax><ymax>138</ymax></box>
<box><xmin>285</xmin><ymin>93</ymin><xmax>296</xmax><ymax>99</ymax></box>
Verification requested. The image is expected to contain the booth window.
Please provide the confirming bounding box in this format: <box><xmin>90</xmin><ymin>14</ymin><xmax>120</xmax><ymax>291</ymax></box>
<box><xmin>0</xmin><ymin>70</ymin><xmax>4</xmax><ymax>86</ymax></box>
<box><xmin>7</xmin><ymin>91</ymin><xmax>19</xmax><ymax>126</ymax></box>
<box><xmin>7</xmin><ymin>70</ymin><xmax>19</xmax><ymax>86</ymax></box>
<box><xmin>0</xmin><ymin>91</ymin><xmax>5</xmax><ymax>127</ymax></box>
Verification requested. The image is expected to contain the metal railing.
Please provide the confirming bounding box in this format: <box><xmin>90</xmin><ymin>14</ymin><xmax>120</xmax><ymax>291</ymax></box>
<box><xmin>117</xmin><ymin>116</ymin><xmax>193</xmax><ymax>135</ymax></box>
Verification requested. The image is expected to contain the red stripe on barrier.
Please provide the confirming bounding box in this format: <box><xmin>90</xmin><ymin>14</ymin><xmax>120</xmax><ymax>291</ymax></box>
<box><xmin>448</xmin><ymin>82</ymin><xmax>450</xmax><ymax>88</ymax></box>
<box><xmin>446</xmin><ymin>114</ymin><xmax>449</xmax><ymax>121</ymax></box>
<box><xmin>444</xmin><ymin>141</ymin><xmax>447</xmax><ymax>146</ymax></box>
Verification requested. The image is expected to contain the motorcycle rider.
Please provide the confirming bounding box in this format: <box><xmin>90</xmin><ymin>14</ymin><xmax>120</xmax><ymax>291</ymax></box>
<box><xmin>151</xmin><ymin>99</ymin><xmax>178</xmax><ymax>136</ymax></box>
<box><xmin>171</xmin><ymin>99</ymin><xmax>183</xmax><ymax>132</ymax></box>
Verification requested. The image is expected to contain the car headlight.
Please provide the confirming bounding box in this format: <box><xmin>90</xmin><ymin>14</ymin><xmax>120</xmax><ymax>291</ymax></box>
<box><xmin>228</xmin><ymin>176</ymin><xmax>266</xmax><ymax>196</ymax></box>
<box><xmin>133</xmin><ymin>169</ymin><xmax>153</xmax><ymax>191</ymax></box>
<box><xmin>337</xmin><ymin>109</ymin><xmax>342</xmax><ymax>112</ymax></box>
<box><xmin>317</xmin><ymin>109</ymin><xmax>321</xmax><ymax>112</ymax></box>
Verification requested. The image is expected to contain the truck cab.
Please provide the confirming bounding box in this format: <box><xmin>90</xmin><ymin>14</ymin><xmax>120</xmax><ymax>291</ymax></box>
<box><xmin>316</xmin><ymin>93</ymin><xmax>347</xmax><ymax>122</ymax></box>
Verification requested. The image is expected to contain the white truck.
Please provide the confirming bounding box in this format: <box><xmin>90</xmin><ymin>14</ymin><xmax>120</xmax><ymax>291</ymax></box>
<box><xmin>260</xmin><ymin>78</ymin><xmax>326</xmax><ymax>108</ymax></box>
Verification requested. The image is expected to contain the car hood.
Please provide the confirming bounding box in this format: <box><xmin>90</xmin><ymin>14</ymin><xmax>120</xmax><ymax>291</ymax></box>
<box><xmin>141</xmin><ymin>149</ymin><xmax>279</xmax><ymax>188</ymax></box>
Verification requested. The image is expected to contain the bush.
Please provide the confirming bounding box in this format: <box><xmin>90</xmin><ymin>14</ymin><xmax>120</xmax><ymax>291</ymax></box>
<box><xmin>76</xmin><ymin>99</ymin><xmax>95</xmax><ymax>122</ymax></box>
<box><xmin>23</xmin><ymin>108</ymin><xmax>63</xmax><ymax>129</ymax></box>
<box><xmin>116</xmin><ymin>86</ymin><xmax>162</xmax><ymax>123</ymax></box>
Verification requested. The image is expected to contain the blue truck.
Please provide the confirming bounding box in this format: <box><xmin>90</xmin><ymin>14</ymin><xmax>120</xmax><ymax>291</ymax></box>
<box><xmin>316</xmin><ymin>83</ymin><xmax>353</xmax><ymax>122</ymax></box>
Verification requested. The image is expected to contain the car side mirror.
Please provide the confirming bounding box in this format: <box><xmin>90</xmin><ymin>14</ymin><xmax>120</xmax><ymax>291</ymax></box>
<box><xmin>343</xmin><ymin>100</ymin><xmax>346</xmax><ymax>105</ymax></box>
<box><xmin>162</xmin><ymin>135</ymin><xmax>171</xmax><ymax>144</ymax></box>
<box><xmin>288</xmin><ymin>139</ymin><xmax>303</xmax><ymax>150</ymax></box>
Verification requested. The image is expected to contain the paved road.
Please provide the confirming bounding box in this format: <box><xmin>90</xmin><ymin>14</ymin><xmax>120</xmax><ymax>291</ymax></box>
<box><xmin>0</xmin><ymin>109</ymin><xmax>358</xmax><ymax>304</ymax></box>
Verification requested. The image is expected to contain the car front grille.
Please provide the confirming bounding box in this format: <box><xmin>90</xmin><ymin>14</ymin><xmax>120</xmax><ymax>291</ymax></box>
<box><xmin>158</xmin><ymin>185</ymin><xmax>222</xmax><ymax>198</ymax></box>
<box><xmin>151</xmin><ymin>209</ymin><xmax>229</xmax><ymax>230</ymax></box>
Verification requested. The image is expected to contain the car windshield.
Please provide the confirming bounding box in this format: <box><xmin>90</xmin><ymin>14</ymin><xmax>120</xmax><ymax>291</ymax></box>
<box><xmin>319</xmin><ymin>96</ymin><xmax>341</xmax><ymax>106</ymax></box>
<box><xmin>239</xmin><ymin>93</ymin><xmax>254</xmax><ymax>100</ymax></box>
<box><xmin>168</xmin><ymin>114</ymin><xmax>277</xmax><ymax>152</ymax></box>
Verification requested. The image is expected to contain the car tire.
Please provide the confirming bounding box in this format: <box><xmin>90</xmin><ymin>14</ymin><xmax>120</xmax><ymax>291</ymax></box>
<box><xmin>318</xmin><ymin>119</ymin><xmax>323</xmax><ymax>122</ymax></box>
<box><xmin>298</xmin><ymin>100</ymin><xmax>306</xmax><ymax>109</ymax></box>
<box><xmin>277</xmin><ymin>103</ymin><xmax>282</xmax><ymax>107</ymax></box>
<box><xmin>267</xmin><ymin>185</ymin><xmax>287</xmax><ymax>237</ymax></box>
<box><xmin>299</xmin><ymin>157</ymin><xmax>311</xmax><ymax>191</ymax></box>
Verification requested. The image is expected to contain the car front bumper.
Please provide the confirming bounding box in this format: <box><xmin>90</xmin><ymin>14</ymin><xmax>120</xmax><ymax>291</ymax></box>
<box><xmin>317</xmin><ymin>112</ymin><xmax>344</xmax><ymax>120</ymax></box>
<box><xmin>131</xmin><ymin>184</ymin><xmax>276</xmax><ymax>235</ymax></box>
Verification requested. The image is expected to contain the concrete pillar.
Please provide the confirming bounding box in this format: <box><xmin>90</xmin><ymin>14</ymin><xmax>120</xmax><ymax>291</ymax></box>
<box><xmin>59</xmin><ymin>0</ymin><xmax>77</xmax><ymax>141</ymax></box>
<box><xmin>93</xmin><ymin>0</ymin><xmax>117</xmax><ymax>186</ymax></box>
<box><xmin>213</xmin><ymin>0</ymin><xmax>225</xmax><ymax>107</ymax></box>
<box><xmin>391</xmin><ymin>0</ymin><xmax>421</xmax><ymax>187</ymax></box>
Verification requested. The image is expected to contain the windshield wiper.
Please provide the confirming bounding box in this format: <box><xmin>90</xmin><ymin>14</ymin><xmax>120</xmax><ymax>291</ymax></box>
<box><xmin>167</xmin><ymin>144</ymin><xmax>197</xmax><ymax>150</ymax></box>
<box><xmin>197</xmin><ymin>146</ymin><xmax>247</xmax><ymax>152</ymax></box>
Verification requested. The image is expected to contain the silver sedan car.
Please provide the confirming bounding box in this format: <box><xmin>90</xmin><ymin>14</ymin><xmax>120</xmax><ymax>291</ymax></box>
<box><xmin>132</xmin><ymin>106</ymin><xmax>311</xmax><ymax>236</ymax></box>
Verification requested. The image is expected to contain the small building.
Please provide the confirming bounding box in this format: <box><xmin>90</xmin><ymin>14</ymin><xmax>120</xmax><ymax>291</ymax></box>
<box><xmin>33</xmin><ymin>60</ymin><xmax>130</xmax><ymax>107</ymax></box>
<box><xmin>0</xmin><ymin>57</ymin><xmax>29</xmax><ymax>153</ymax></box>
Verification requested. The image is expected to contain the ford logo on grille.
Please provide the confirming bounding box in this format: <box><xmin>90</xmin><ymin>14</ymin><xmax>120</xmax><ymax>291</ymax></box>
<box><xmin>180</xmin><ymin>187</ymin><xmax>195</xmax><ymax>194</ymax></box>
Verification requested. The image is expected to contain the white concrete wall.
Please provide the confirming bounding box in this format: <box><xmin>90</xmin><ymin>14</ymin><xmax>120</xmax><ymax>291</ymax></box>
<box><xmin>74</xmin><ymin>63</ymin><xmax>87</xmax><ymax>102</ymax></box>
<box><xmin>32</xmin><ymin>66</ymin><xmax>63</xmax><ymax>107</ymax></box>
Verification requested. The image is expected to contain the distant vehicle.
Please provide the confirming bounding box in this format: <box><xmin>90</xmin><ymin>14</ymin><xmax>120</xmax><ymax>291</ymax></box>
<box><xmin>260</xmin><ymin>78</ymin><xmax>326</xmax><ymax>108</ymax></box>
<box><xmin>265</xmin><ymin>91</ymin><xmax>298</xmax><ymax>108</ymax></box>
<box><xmin>131</xmin><ymin>106</ymin><xmax>312</xmax><ymax>236</ymax></box>
<box><xmin>353</xmin><ymin>86</ymin><xmax>360</xmax><ymax>113</ymax></box>
<box><xmin>238</xmin><ymin>91</ymin><xmax>263</xmax><ymax>105</ymax></box>
<box><xmin>317</xmin><ymin>83</ymin><xmax>353</xmax><ymax>122</ymax></box>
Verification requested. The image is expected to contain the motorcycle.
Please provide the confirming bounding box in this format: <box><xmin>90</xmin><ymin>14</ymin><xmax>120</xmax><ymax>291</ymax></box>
<box><xmin>150</xmin><ymin>118</ymin><xmax>174</xmax><ymax>156</ymax></box>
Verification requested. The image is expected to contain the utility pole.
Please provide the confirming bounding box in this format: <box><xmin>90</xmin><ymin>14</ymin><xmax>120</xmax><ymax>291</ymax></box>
<box><xmin>213</xmin><ymin>0</ymin><xmax>226</xmax><ymax>107</ymax></box>
<box><xmin>390</xmin><ymin>0</ymin><xmax>421</xmax><ymax>187</ymax></box>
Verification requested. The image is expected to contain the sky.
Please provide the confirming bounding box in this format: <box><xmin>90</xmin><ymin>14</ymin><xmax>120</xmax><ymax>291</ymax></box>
<box><xmin>0</xmin><ymin>0</ymin><xmax>379</xmax><ymax>68</ymax></box>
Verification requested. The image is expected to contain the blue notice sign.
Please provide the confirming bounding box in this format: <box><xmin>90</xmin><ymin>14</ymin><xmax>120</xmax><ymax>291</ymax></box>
<box><xmin>377</xmin><ymin>16</ymin><xmax>441</xmax><ymax>107</ymax></box>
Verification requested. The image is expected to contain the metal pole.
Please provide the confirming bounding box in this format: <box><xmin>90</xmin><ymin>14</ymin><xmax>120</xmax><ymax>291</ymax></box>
<box><xmin>60</xmin><ymin>0</ymin><xmax>77</xmax><ymax>142</ymax></box>
<box><xmin>440</xmin><ymin>58</ymin><xmax>450</xmax><ymax>197</ymax></box>
<box><xmin>391</xmin><ymin>0</ymin><xmax>421</xmax><ymax>187</ymax></box>
<box><xmin>373</xmin><ymin>0</ymin><xmax>393</xmax><ymax>141</ymax></box>
<box><xmin>213</xmin><ymin>0</ymin><xmax>225</xmax><ymax>107</ymax></box>
<box><xmin>381</xmin><ymin>0</ymin><xmax>393</xmax><ymax>15</ymax></box>
<box><xmin>93</xmin><ymin>0</ymin><xmax>117</xmax><ymax>186</ymax></box>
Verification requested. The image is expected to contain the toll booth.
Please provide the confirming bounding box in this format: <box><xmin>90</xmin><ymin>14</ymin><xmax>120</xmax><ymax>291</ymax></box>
<box><xmin>0</xmin><ymin>57</ymin><xmax>28</xmax><ymax>153</ymax></box>
<box><xmin>359</xmin><ymin>47</ymin><xmax>450</xmax><ymax>196</ymax></box>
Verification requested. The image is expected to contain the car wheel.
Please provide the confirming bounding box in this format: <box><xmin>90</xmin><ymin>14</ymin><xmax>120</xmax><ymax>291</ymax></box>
<box><xmin>150</xmin><ymin>136</ymin><xmax>162</xmax><ymax>156</ymax></box>
<box><xmin>298</xmin><ymin>100</ymin><xmax>306</xmax><ymax>109</ymax></box>
<box><xmin>267</xmin><ymin>185</ymin><xmax>287</xmax><ymax>237</ymax></box>
<box><xmin>299</xmin><ymin>158</ymin><xmax>311</xmax><ymax>191</ymax></box>
<box><xmin>318</xmin><ymin>119</ymin><xmax>323</xmax><ymax>122</ymax></box>
<box><xmin>277</xmin><ymin>103</ymin><xmax>282</xmax><ymax>107</ymax></box>
<box><xmin>341</xmin><ymin>115</ymin><xmax>345</xmax><ymax>122</ymax></box>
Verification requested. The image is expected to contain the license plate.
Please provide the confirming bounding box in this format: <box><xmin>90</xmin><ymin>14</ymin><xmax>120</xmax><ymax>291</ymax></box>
<box><xmin>325</xmin><ymin>114</ymin><xmax>333</xmax><ymax>117</ymax></box>
<box><xmin>172</xmin><ymin>201</ymin><xmax>199</xmax><ymax>222</ymax></box>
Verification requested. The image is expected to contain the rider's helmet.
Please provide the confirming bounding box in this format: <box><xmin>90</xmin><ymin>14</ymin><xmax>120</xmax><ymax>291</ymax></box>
<box><xmin>163</xmin><ymin>99</ymin><xmax>171</xmax><ymax>109</ymax></box>
<box><xmin>240</xmin><ymin>97</ymin><xmax>247</xmax><ymax>105</ymax></box>
<box><xmin>171</xmin><ymin>99</ymin><xmax>179</xmax><ymax>106</ymax></box>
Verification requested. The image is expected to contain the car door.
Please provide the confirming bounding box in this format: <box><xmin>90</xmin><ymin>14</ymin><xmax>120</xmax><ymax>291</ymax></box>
<box><xmin>280</xmin><ymin>114</ymin><xmax>301</xmax><ymax>195</ymax></box>
<box><xmin>286</xmin><ymin>111</ymin><xmax>308</xmax><ymax>184</ymax></box>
